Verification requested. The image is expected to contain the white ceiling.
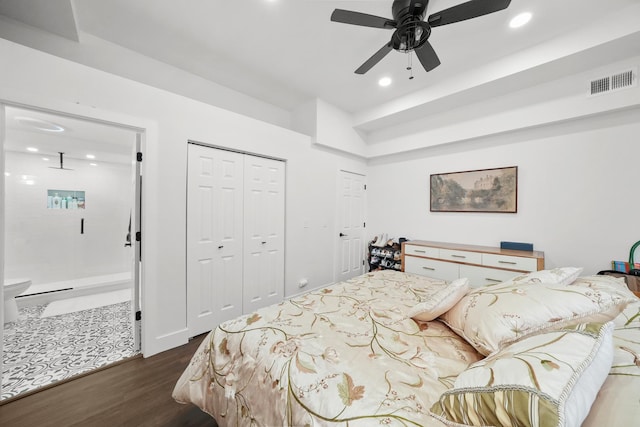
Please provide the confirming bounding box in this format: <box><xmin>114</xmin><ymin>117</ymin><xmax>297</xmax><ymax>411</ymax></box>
<box><xmin>67</xmin><ymin>0</ymin><xmax>640</xmax><ymax>112</ymax></box>
<box><xmin>4</xmin><ymin>106</ymin><xmax>136</xmax><ymax>165</ymax></box>
<box><xmin>1</xmin><ymin>0</ymin><xmax>640</xmax><ymax>136</ymax></box>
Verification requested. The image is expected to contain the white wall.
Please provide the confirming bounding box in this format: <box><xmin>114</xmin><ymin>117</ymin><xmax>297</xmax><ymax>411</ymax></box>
<box><xmin>0</xmin><ymin>39</ymin><xmax>366</xmax><ymax>356</ymax></box>
<box><xmin>0</xmin><ymin>16</ymin><xmax>293</xmax><ymax>129</ymax></box>
<box><xmin>4</xmin><ymin>151</ymin><xmax>132</xmax><ymax>284</ymax></box>
<box><xmin>314</xmin><ymin>99</ymin><xmax>367</xmax><ymax>157</ymax></box>
<box><xmin>367</xmin><ymin>107</ymin><xmax>640</xmax><ymax>275</ymax></box>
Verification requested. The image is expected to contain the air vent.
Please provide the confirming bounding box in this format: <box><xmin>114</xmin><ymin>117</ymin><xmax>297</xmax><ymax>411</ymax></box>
<box><xmin>589</xmin><ymin>68</ymin><xmax>636</xmax><ymax>96</ymax></box>
<box><xmin>611</xmin><ymin>69</ymin><xmax>634</xmax><ymax>90</ymax></box>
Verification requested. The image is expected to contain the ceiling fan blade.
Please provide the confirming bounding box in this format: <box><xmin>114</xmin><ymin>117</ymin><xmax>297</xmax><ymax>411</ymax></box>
<box><xmin>331</xmin><ymin>9</ymin><xmax>397</xmax><ymax>29</ymax></box>
<box><xmin>355</xmin><ymin>42</ymin><xmax>394</xmax><ymax>75</ymax></box>
<box><xmin>414</xmin><ymin>41</ymin><xmax>441</xmax><ymax>72</ymax></box>
<box><xmin>428</xmin><ymin>0</ymin><xmax>511</xmax><ymax>27</ymax></box>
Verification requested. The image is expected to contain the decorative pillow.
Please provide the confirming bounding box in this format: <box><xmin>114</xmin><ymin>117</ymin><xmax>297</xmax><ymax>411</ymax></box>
<box><xmin>407</xmin><ymin>278</ymin><xmax>470</xmax><ymax>321</ymax></box>
<box><xmin>430</xmin><ymin>322</ymin><xmax>614</xmax><ymax>427</ymax></box>
<box><xmin>511</xmin><ymin>267</ymin><xmax>584</xmax><ymax>286</ymax></box>
<box><xmin>440</xmin><ymin>274</ymin><xmax>636</xmax><ymax>355</ymax></box>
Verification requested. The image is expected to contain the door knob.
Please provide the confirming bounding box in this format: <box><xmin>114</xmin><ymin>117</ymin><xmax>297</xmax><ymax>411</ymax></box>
<box><xmin>339</xmin><ymin>232</ymin><xmax>348</xmax><ymax>237</ymax></box>
<box><xmin>218</xmin><ymin>245</ymin><xmax>224</xmax><ymax>249</ymax></box>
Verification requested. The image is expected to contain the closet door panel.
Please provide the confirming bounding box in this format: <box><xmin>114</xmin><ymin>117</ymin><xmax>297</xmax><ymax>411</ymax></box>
<box><xmin>187</xmin><ymin>144</ymin><xmax>244</xmax><ymax>337</ymax></box>
<box><xmin>243</xmin><ymin>156</ymin><xmax>285</xmax><ymax>313</ymax></box>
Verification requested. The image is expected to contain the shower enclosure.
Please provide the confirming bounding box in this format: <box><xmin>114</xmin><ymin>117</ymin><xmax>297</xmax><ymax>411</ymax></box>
<box><xmin>4</xmin><ymin>139</ymin><xmax>134</xmax><ymax>297</ymax></box>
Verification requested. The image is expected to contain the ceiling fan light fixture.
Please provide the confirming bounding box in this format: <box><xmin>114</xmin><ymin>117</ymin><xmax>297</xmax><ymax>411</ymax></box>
<box><xmin>378</xmin><ymin>77</ymin><xmax>392</xmax><ymax>87</ymax></box>
<box><xmin>509</xmin><ymin>12</ymin><xmax>532</xmax><ymax>29</ymax></box>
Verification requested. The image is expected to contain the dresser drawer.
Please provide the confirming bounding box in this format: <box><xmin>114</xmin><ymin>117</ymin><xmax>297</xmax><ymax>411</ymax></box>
<box><xmin>404</xmin><ymin>244</ymin><xmax>439</xmax><ymax>258</ymax></box>
<box><xmin>404</xmin><ymin>256</ymin><xmax>459</xmax><ymax>281</ymax></box>
<box><xmin>482</xmin><ymin>253</ymin><xmax>538</xmax><ymax>272</ymax></box>
<box><xmin>460</xmin><ymin>264</ymin><xmax>521</xmax><ymax>288</ymax></box>
<box><xmin>439</xmin><ymin>249</ymin><xmax>482</xmax><ymax>265</ymax></box>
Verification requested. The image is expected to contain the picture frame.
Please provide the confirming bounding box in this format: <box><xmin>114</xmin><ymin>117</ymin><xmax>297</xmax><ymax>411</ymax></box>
<box><xmin>430</xmin><ymin>166</ymin><xmax>518</xmax><ymax>213</ymax></box>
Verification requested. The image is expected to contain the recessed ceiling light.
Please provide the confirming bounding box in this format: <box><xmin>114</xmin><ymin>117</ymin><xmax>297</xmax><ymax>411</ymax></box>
<box><xmin>42</xmin><ymin>157</ymin><xmax>50</xmax><ymax>161</ymax></box>
<box><xmin>86</xmin><ymin>154</ymin><xmax>96</xmax><ymax>159</ymax></box>
<box><xmin>509</xmin><ymin>12</ymin><xmax>532</xmax><ymax>29</ymax></box>
<box><xmin>27</xmin><ymin>147</ymin><xmax>39</xmax><ymax>152</ymax></box>
<box><xmin>89</xmin><ymin>163</ymin><xmax>98</xmax><ymax>166</ymax></box>
<box><xmin>15</xmin><ymin>116</ymin><xmax>65</xmax><ymax>132</ymax></box>
<box><xmin>378</xmin><ymin>77</ymin><xmax>392</xmax><ymax>87</ymax></box>
<box><xmin>4</xmin><ymin>172</ymin><xmax>10</xmax><ymax>177</ymax></box>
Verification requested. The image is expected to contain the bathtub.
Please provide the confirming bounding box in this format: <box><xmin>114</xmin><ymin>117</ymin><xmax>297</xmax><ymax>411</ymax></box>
<box><xmin>15</xmin><ymin>272</ymin><xmax>132</xmax><ymax>308</ymax></box>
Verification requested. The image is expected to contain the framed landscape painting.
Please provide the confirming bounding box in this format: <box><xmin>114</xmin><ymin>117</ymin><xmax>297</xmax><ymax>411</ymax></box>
<box><xmin>430</xmin><ymin>166</ymin><xmax>518</xmax><ymax>213</ymax></box>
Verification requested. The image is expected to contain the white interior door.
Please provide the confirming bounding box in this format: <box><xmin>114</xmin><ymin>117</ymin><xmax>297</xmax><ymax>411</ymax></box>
<box><xmin>335</xmin><ymin>171</ymin><xmax>366</xmax><ymax>282</ymax></box>
<box><xmin>243</xmin><ymin>155</ymin><xmax>285</xmax><ymax>313</ymax></box>
<box><xmin>187</xmin><ymin>144</ymin><xmax>244</xmax><ymax>337</ymax></box>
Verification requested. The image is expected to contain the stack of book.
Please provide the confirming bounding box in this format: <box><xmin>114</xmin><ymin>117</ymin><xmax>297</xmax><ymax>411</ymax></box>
<box><xmin>612</xmin><ymin>260</ymin><xmax>640</xmax><ymax>273</ymax></box>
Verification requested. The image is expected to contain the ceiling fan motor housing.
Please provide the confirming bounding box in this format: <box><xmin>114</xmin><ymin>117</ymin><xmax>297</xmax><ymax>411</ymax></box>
<box><xmin>392</xmin><ymin>0</ymin><xmax>429</xmax><ymax>22</ymax></box>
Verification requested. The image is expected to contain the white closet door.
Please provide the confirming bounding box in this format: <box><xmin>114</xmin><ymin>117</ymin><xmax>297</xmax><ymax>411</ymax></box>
<box><xmin>243</xmin><ymin>156</ymin><xmax>285</xmax><ymax>313</ymax></box>
<box><xmin>187</xmin><ymin>144</ymin><xmax>244</xmax><ymax>337</ymax></box>
<box><xmin>335</xmin><ymin>171</ymin><xmax>366</xmax><ymax>282</ymax></box>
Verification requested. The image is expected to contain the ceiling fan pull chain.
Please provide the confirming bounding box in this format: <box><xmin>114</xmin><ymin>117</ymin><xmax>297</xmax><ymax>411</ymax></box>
<box><xmin>407</xmin><ymin>52</ymin><xmax>414</xmax><ymax>80</ymax></box>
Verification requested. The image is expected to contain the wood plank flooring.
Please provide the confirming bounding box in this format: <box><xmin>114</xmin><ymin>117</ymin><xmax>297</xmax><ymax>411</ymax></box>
<box><xmin>0</xmin><ymin>334</ymin><xmax>218</xmax><ymax>427</ymax></box>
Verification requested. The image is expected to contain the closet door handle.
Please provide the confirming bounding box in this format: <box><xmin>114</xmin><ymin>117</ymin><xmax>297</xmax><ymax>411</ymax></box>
<box><xmin>81</xmin><ymin>218</ymin><xmax>84</xmax><ymax>234</ymax></box>
<box><xmin>339</xmin><ymin>233</ymin><xmax>348</xmax><ymax>237</ymax></box>
<box><xmin>218</xmin><ymin>245</ymin><xmax>224</xmax><ymax>249</ymax></box>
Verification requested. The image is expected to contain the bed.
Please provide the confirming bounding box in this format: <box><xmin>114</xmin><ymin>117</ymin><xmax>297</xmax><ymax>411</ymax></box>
<box><xmin>173</xmin><ymin>269</ymin><xmax>640</xmax><ymax>427</ymax></box>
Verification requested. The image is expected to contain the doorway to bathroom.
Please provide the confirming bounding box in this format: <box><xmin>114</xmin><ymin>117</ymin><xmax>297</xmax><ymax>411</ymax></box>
<box><xmin>1</xmin><ymin>105</ymin><xmax>142</xmax><ymax>400</ymax></box>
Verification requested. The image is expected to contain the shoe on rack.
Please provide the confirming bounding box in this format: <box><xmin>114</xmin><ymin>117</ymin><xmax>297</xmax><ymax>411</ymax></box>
<box><xmin>373</xmin><ymin>233</ymin><xmax>388</xmax><ymax>247</ymax></box>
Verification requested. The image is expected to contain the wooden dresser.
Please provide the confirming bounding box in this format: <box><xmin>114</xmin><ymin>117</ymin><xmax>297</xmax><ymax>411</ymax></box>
<box><xmin>402</xmin><ymin>240</ymin><xmax>545</xmax><ymax>288</ymax></box>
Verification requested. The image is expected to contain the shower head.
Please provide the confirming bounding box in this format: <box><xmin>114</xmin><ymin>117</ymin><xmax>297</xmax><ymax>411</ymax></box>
<box><xmin>49</xmin><ymin>152</ymin><xmax>74</xmax><ymax>170</ymax></box>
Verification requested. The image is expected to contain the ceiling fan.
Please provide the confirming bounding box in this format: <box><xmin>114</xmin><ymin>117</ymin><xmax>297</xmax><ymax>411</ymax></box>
<box><xmin>331</xmin><ymin>0</ymin><xmax>512</xmax><ymax>75</ymax></box>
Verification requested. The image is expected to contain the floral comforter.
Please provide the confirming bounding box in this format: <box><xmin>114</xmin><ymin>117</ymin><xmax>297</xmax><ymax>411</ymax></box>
<box><xmin>173</xmin><ymin>270</ymin><xmax>480</xmax><ymax>426</ymax></box>
<box><xmin>172</xmin><ymin>270</ymin><xmax>640</xmax><ymax>427</ymax></box>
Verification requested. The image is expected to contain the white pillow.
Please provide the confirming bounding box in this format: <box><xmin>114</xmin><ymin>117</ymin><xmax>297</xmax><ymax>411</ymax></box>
<box><xmin>430</xmin><ymin>322</ymin><xmax>614</xmax><ymax>427</ymax></box>
<box><xmin>511</xmin><ymin>267</ymin><xmax>584</xmax><ymax>286</ymax></box>
<box><xmin>440</xmin><ymin>274</ymin><xmax>635</xmax><ymax>355</ymax></box>
<box><xmin>407</xmin><ymin>278</ymin><xmax>469</xmax><ymax>322</ymax></box>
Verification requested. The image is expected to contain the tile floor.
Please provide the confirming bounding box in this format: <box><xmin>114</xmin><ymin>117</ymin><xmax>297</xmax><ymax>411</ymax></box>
<box><xmin>2</xmin><ymin>299</ymin><xmax>137</xmax><ymax>400</ymax></box>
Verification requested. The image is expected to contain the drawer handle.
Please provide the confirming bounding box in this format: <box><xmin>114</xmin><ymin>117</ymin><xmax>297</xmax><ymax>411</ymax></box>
<box><xmin>485</xmin><ymin>278</ymin><xmax>502</xmax><ymax>282</ymax></box>
<box><xmin>422</xmin><ymin>266</ymin><xmax>435</xmax><ymax>271</ymax></box>
<box><xmin>414</xmin><ymin>249</ymin><xmax>426</xmax><ymax>253</ymax></box>
<box><xmin>451</xmin><ymin>255</ymin><xmax>466</xmax><ymax>259</ymax></box>
<box><xmin>498</xmin><ymin>261</ymin><xmax>517</xmax><ymax>265</ymax></box>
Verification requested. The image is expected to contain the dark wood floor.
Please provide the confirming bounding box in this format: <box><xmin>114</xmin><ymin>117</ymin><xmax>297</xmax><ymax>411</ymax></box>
<box><xmin>0</xmin><ymin>334</ymin><xmax>218</xmax><ymax>427</ymax></box>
